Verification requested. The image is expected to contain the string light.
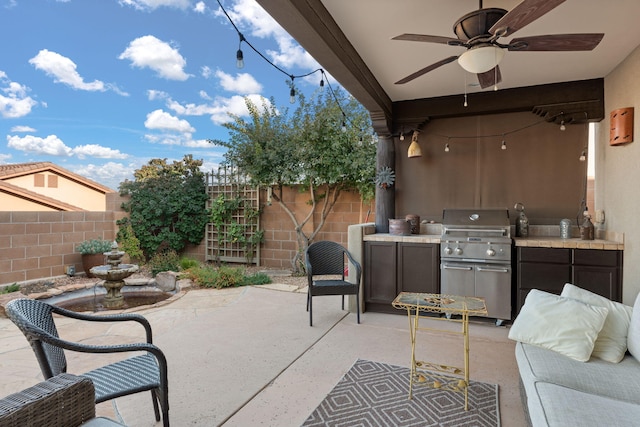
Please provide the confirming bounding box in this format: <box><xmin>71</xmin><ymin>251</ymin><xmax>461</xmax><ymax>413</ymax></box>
<box><xmin>579</xmin><ymin>149</ymin><xmax>586</xmax><ymax>162</ymax></box>
<box><xmin>501</xmin><ymin>134</ymin><xmax>507</xmax><ymax>150</ymax></box>
<box><xmin>560</xmin><ymin>120</ymin><xmax>566</xmax><ymax>131</ymax></box>
<box><xmin>236</xmin><ymin>33</ymin><xmax>245</xmax><ymax>69</ymax></box>
<box><xmin>216</xmin><ymin>1</ymin><xmax>356</xmax><ymax>127</ymax></box>
<box><xmin>445</xmin><ymin>143</ymin><xmax>450</xmax><ymax>152</ymax></box>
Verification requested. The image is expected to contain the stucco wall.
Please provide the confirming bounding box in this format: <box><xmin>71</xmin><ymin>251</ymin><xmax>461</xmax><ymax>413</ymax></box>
<box><xmin>598</xmin><ymin>44</ymin><xmax>640</xmax><ymax>304</ymax></box>
<box><xmin>5</xmin><ymin>173</ymin><xmax>108</xmax><ymax>211</ymax></box>
<box><xmin>0</xmin><ymin>193</ymin><xmax>57</xmax><ymax>211</ymax></box>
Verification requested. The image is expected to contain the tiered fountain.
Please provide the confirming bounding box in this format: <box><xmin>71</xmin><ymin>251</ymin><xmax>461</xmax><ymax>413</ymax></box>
<box><xmin>89</xmin><ymin>241</ymin><xmax>139</xmax><ymax>308</ymax></box>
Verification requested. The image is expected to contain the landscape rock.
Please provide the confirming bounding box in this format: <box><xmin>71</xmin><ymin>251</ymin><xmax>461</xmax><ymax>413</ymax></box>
<box><xmin>155</xmin><ymin>271</ymin><xmax>178</xmax><ymax>292</ymax></box>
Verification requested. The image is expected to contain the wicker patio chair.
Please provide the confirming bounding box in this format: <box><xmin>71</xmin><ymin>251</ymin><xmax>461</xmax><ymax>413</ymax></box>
<box><xmin>0</xmin><ymin>373</ymin><xmax>125</xmax><ymax>426</ymax></box>
<box><xmin>305</xmin><ymin>240</ymin><xmax>362</xmax><ymax>326</ymax></box>
<box><xmin>5</xmin><ymin>298</ymin><xmax>169</xmax><ymax>427</ymax></box>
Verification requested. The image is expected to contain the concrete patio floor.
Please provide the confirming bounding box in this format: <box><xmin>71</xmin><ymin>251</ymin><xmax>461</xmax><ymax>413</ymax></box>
<box><xmin>0</xmin><ymin>285</ymin><xmax>527</xmax><ymax>426</ymax></box>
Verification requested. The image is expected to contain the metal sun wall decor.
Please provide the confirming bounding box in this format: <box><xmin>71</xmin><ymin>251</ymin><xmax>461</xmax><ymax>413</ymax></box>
<box><xmin>376</xmin><ymin>166</ymin><xmax>395</xmax><ymax>189</ymax></box>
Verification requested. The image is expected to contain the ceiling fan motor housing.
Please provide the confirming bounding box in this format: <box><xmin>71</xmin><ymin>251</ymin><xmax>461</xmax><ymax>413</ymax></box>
<box><xmin>453</xmin><ymin>8</ymin><xmax>507</xmax><ymax>40</ymax></box>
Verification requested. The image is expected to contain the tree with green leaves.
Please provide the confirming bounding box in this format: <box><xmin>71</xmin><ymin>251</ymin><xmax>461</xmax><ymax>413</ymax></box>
<box><xmin>210</xmin><ymin>88</ymin><xmax>376</xmax><ymax>272</ymax></box>
<box><xmin>118</xmin><ymin>155</ymin><xmax>210</xmax><ymax>258</ymax></box>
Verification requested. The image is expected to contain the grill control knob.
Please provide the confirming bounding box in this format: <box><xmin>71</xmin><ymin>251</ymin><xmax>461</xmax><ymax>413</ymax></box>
<box><xmin>444</xmin><ymin>246</ymin><xmax>453</xmax><ymax>255</ymax></box>
<box><xmin>487</xmin><ymin>247</ymin><xmax>496</xmax><ymax>257</ymax></box>
<box><xmin>454</xmin><ymin>246</ymin><xmax>463</xmax><ymax>255</ymax></box>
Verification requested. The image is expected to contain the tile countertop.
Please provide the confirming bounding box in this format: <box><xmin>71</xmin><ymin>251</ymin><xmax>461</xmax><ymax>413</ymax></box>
<box><xmin>363</xmin><ymin>233</ymin><xmax>624</xmax><ymax>250</ymax></box>
<box><xmin>513</xmin><ymin>237</ymin><xmax>623</xmax><ymax>250</ymax></box>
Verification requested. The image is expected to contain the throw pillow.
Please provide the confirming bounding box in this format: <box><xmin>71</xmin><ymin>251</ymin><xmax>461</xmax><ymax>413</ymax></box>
<box><xmin>509</xmin><ymin>289</ymin><xmax>609</xmax><ymax>362</ymax></box>
<box><xmin>561</xmin><ymin>283</ymin><xmax>632</xmax><ymax>363</ymax></box>
<box><xmin>627</xmin><ymin>293</ymin><xmax>640</xmax><ymax>360</ymax></box>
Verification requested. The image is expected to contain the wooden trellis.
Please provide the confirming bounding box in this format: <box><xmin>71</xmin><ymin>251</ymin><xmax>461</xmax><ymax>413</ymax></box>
<box><xmin>205</xmin><ymin>164</ymin><xmax>261</xmax><ymax>265</ymax></box>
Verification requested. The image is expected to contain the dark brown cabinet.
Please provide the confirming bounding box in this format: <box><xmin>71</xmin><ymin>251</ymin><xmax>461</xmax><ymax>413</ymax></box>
<box><xmin>516</xmin><ymin>247</ymin><xmax>622</xmax><ymax>313</ymax></box>
<box><xmin>364</xmin><ymin>241</ymin><xmax>439</xmax><ymax>314</ymax></box>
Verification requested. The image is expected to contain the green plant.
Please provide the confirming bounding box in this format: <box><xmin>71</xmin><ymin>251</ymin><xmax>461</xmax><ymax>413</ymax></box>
<box><xmin>116</xmin><ymin>221</ymin><xmax>145</xmax><ymax>262</ymax></box>
<box><xmin>240</xmin><ymin>272</ymin><xmax>271</xmax><ymax>286</ymax></box>
<box><xmin>119</xmin><ymin>155</ymin><xmax>210</xmax><ymax>258</ymax></box>
<box><xmin>0</xmin><ymin>283</ymin><xmax>20</xmax><ymax>294</ymax></box>
<box><xmin>179</xmin><ymin>257</ymin><xmax>199</xmax><ymax>270</ymax></box>
<box><xmin>76</xmin><ymin>239</ymin><xmax>113</xmax><ymax>255</ymax></box>
<box><xmin>185</xmin><ymin>264</ymin><xmax>271</xmax><ymax>289</ymax></box>
<box><xmin>148</xmin><ymin>250</ymin><xmax>181</xmax><ymax>276</ymax></box>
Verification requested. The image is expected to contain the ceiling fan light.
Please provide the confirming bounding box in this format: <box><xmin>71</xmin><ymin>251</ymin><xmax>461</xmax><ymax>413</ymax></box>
<box><xmin>458</xmin><ymin>45</ymin><xmax>505</xmax><ymax>74</ymax></box>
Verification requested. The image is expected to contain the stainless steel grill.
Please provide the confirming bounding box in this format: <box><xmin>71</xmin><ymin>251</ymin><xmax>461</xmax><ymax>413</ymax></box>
<box><xmin>440</xmin><ymin>209</ymin><xmax>512</xmax><ymax>324</ymax></box>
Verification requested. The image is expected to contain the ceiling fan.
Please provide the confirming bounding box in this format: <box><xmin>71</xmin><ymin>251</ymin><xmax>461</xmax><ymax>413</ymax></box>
<box><xmin>393</xmin><ymin>0</ymin><xmax>604</xmax><ymax>88</ymax></box>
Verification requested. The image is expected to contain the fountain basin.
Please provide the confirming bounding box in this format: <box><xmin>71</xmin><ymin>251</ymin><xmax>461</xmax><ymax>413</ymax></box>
<box><xmin>90</xmin><ymin>264</ymin><xmax>139</xmax><ymax>281</ymax></box>
<box><xmin>46</xmin><ymin>285</ymin><xmax>176</xmax><ymax>312</ymax></box>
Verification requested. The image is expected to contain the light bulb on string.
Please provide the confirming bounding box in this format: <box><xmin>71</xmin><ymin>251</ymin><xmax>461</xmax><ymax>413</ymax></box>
<box><xmin>289</xmin><ymin>76</ymin><xmax>296</xmax><ymax>104</ymax></box>
<box><xmin>445</xmin><ymin>143</ymin><xmax>450</xmax><ymax>153</ymax></box>
<box><xmin>341</xmin><ymin>113</ymin><xmax>347</xmax><ymax>132</ymax></box>
<box><xmin>399</xmin><ymin>126</ymin><xmax>405</xmax><ymax>141</ymax></box>
<box><xmin>501</xmin><ymin>135</ymin><xmax>507</xmax><ymax>150</ymax></box>
<box><xmin>319</xmin><ymin>71</ymin><xmax>325</xmax><ymax>91</ymax></box>
<box><xmin>579</xmin><ymin>150</ymin><xmax>586</xmax><ymax>162</ymax></box>
<box><xmin>560</xmin><ymin>120</ymin><xmax>566</xmax><ymax>131</ymax></box>
<box><xmin>236</xmin><ymin>33</ymin><xmax>245</xmax><ymax>69</ymax></box>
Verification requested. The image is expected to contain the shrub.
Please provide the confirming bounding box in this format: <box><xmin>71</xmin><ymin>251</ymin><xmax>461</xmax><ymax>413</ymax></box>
<box><xmin>116</xmin><ymin>222</ymin><xmax>145</xmax><ymax>263</ymax></box>
<box><xmin>240</xmin><ymin>272</ymin><xmax>271</xmax><ymax>286</ymax></box>
<box><xmin>148</xmin><ymin>250</ymin><xmax>180</xmax><ymax>276</ymax></box>
<box><xmin>186</xmin><ymin>265</ymin><xmax>272</xmax><ymax>289</ymax></box>
<box><xmin>0</xmin><ymin>283</ymin><xmax>20</xmax><ymax>294</ymax></box>
<box><xmin>179</xmin><ymin>257</ymin><xmax>199</xmax><ymax>271</ymax></box>
<box><xmin>76</xmin><ymin>239</ymin><xmax>113</xmax><ymax>255</ymax></box>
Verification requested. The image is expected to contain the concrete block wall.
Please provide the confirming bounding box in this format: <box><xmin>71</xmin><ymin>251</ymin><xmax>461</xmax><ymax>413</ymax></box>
<box><xmin>0</xmin><ymin>189</ymin><xmax>373</xmax><ymax>286</ymax></box>
<box><xmin>0</xmin><ymin>211</ymin><xmax>116</xmax><ymax>286</ymax></box>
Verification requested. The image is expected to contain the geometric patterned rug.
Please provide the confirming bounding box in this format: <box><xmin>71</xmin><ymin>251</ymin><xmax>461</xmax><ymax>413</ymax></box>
<box><xmin>302</xmin><ymin>359</ymin><xmax>500</xmax><ymax>427</ymax></box>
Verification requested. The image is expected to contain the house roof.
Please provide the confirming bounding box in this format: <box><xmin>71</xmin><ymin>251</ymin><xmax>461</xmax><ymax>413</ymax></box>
<box><xmin>0</xmin><ymin>162</ymin><xmax>115</xmax><ymax>194</ymax></box>
<box><xmin>0</xmin><ymin>180</ymin><xmax>86</xmax><ymax>211</ymax></box>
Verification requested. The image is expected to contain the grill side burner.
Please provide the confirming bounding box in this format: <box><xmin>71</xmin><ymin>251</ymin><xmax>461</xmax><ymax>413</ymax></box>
<box><xmin>440</xmin><ymin>209</ymin><xmax>512</xmax><ymax>324</ymax></box>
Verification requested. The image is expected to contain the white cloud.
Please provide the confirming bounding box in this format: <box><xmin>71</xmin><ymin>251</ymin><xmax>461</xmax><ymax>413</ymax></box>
<box><xmin>147</xmin><ymin>89</ymin><xmax>169</xmax><ymax>101</ymax></box>
<box><xmin>0</xmin><ymin>153</ymin><xmax>12</xmax><ymax>163</ymax></box>
<box><xmin>144</xmin><ymin>109</ymin><xmax>195</xmax><ymax>132</ymax></box>
<box><xmin>10</xmin><ymin>125</ymin><xmax>36</xmax><ymax>133</ymax></box>
<box><xmin>7</xmin><ymin>134</ymin><xmax>130</xmax><ymax>160</ymax></box>
<box><xmin>193</xmin><ymin>1</ymin><xmax>206</xmax><ymax>13</ymax></box>
<box><xmin>29</xmin><ymin>49</ymin><xmax>107</xmax><ymax>92</ymax></box>
<box><xmin>164</xmin><ymin>93</ymin><xmax>271</xmax><ymax>125</ymax></box>
<box><xmin>118</xmin><ymin>0</ymin><xmax>191</xmax><ymax>11</ymax></box>
<box><xmin>72</xmin><ymin>144</ymin><xmax>129</xmax><ymax>160</ymax></box>
<box><xmin>201</xmin><ymin>65</ymin><xmax>213</xmax><ymax>79</ymax></box>
<box><xmin>0</xmin><ymin>72</ymin><xmax>38</xmax><ymax>118</ymax></box>
<box><xmin>119</xmin><ymin>35</ymin><xmax>191</xmax><ymax>81</ymax></box>
<box><xmin>7</xmin><ymin>134</ymin><xmax>72</xmax><ymax>156</ymax></box>
<box><xmin>71</xmin><ymin>161</ymin><xmax>137</xmax><ymax>190</ymax></box>
<box><xmin>215</xmin><ymin>70</ymin><xmax>262</xmax><ymax>94</ymax></box>
<box><xmin>199</xmin><ymin>90</ymin><xmax>212</xmax><ymax>101</ymax></box>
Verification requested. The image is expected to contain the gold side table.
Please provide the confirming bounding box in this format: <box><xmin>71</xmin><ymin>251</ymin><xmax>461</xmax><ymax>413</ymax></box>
<box><xmin>392</xmin><ymin>292</ymin><xmax>488</xmax><ymax>410</ymax></box>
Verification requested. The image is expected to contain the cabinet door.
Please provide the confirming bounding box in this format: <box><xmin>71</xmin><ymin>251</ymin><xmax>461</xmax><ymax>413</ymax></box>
<box><xmin>364</xmin><ymin>241</ymin><xmax>398</xmax><ymax>313</ymax></box>
<box><xmin>517</xmin><ymin>247</ymin><xmax>571</xmax><ymax>313</ymax></box>
<box><xmin>573</xmin><ymin>266</ymin><xmax>620</xmax><ymax>302</ymax></box>
<box><xmin>397</xmin><ymin>243</ymin><xmax>439</xmax><ymax>294</ymax></box>
<box><xmin>476</xmin><ymin>265</ymin><xmax>512</xmax><ymax>320</ymax></box>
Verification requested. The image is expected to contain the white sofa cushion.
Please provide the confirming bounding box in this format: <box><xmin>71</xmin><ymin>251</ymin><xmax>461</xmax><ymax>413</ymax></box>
<box><xmin>627</xmin><ymin>293</ymin><xmax>640</xmax><ymax>360</ymax></box>
<box><xmin>561</xmin><ymin>283</ymin><xmax>632</xmax><ymax>363</ymax></box>
<box><xmin>509</xmin><ymin>289</ymin><xmax>608</xmax><ymax>362</ymax></box>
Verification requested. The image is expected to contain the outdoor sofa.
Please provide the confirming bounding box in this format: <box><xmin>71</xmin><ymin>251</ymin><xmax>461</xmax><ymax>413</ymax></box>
<box><xmin>510</xmin><ymin>284</ymin><xmax>640</xmax><ymax>427</ymax></box>
<box><xmin>0</xmin><ymin>373</ymin><xmax>124</xmax><ymax>427</ymax></box>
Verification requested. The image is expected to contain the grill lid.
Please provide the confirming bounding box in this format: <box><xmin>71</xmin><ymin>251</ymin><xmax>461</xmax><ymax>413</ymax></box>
<box><xmin>442</xmin><ymin>209</ymin><xmax>511</xmax><ymax>238</ymax></box>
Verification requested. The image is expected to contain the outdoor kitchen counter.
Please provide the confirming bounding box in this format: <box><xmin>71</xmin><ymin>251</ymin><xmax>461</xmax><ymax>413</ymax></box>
<box><xmin>513</xmin><ymin>237</ymin><xmax>624</xmax><ymax>250</ymax></box>
<box><xmin>363</xmin><ymin>233</ymin><xmax>441</xmax><ymax>243</ymax></box>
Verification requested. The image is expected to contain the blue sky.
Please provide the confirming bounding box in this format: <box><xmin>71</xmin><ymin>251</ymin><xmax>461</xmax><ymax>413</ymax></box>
<box><xmin>0</xmin><ymin>0</ymin><xmax>327</xmax><ymax>189</ymax></box>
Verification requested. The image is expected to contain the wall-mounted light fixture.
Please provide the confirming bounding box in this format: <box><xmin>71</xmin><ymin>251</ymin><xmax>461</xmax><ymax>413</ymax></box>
<box><xmin>408</xmin><ymin>130</ymin><xmax>422</xmax><ymax>158</ymax></box>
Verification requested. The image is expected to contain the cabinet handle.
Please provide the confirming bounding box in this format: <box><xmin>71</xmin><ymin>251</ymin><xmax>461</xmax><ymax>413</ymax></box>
<box><xmin>477</xmin><ymin>267</ymin><xmax>509</xmax><ymax>273</ymax></box>
<box><xmin>442</xmin><ymin>265</ymin><xmax>473</xmax><ymax>271</ymax></box>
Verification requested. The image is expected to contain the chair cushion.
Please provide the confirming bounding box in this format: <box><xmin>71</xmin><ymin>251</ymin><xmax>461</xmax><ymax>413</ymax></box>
<box><xmin>82</xmin><ymin>353</ymin><xmax>160</xmax><ymax>402</ymax></box>
<box><xmin>310</xmin><ymin>279</ymin><xmax>358</xmax><ymax>296</ymax></box>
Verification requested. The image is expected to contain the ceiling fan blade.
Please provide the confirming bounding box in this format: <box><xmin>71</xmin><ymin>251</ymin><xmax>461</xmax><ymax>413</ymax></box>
<box><xmin>508</xmin><ymin>34</ymin><xmax>604</xmax><ymax>51</ymax></box>
<box><xmin>477</xmin><ymin>66</ymin><xmax>502</xmax><ymax>89</ymax></box>
<box><xmin>392</xmin><ymin>33</ymin><xmax>462</xmax><ymax>46</ymax></box>
<box><xmin>395</xmin><ymin>56</ymin><xmax>458</xmax><ymax>85</ymax></box>
<box><xmin>489</xmin><ymin>0</ymin><xmax>566</xmax><ymax>37</ymax></box>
